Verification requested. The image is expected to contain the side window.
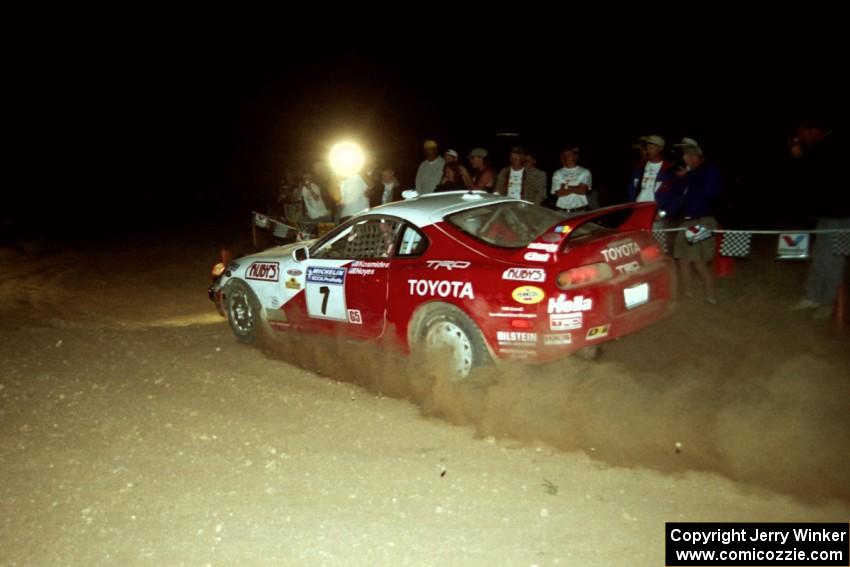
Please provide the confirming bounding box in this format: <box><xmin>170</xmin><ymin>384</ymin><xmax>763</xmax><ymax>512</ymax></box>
<box><xmin>396</xmin><ymin>224</ymin><xmax>428</xmax><ymax>257</ymax></box>
<box><xmin>312</xmin><ymin>218</ymin><xmax>401</xmax><ymax>260</ymax></box>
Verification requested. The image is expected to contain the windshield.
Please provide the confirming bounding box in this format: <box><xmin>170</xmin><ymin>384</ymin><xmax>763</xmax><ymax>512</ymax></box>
<box><xmin>445</xmin><ymin>202</ymin><xmax>566</xmax><ymax>249</ymax></box>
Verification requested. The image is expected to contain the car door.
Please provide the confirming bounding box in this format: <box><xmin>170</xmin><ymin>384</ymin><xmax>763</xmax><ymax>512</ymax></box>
<box><xmin>286</xmin><ymin>216</ymin><xmax>402</xmax><ymax>339</ymax></box>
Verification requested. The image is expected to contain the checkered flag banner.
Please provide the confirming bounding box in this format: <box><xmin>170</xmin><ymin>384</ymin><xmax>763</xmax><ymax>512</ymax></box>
<box><xmin>719</xmin><ymin>231</ymin><xmax>752</xmax><ymax>257</ymax></box>
<box><xmin>833</xmin><ymin>230</ymin><xmax>850</xmax><ymax>256</ymax></box>
<box><xmin>652</xmin><ymin>230</ymin><xmax>670</xmax><ymax>253</ymax></box>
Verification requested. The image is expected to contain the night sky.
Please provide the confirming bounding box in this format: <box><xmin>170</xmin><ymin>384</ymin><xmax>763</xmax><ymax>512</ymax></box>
<box><xmin>7</xmin><ymin>21</ymin><xmax>842</xmax><ymax>237</ymax></box>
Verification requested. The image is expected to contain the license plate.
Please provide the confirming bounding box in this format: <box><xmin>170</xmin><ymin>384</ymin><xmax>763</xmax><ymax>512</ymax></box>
<box><xmin>624</xmin><ymin>283</ymin><xmax>649</xmax><ymax>309</ymax></box>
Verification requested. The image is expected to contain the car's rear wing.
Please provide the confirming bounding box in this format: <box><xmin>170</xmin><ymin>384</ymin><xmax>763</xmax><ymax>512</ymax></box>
<box><xmin>516</xmin><ymin>202</ymin><xmax>658</xmax><ymax>264</ymax></box>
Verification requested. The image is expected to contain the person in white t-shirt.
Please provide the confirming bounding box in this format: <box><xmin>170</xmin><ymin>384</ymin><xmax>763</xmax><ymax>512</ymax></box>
<box><xmin>300</xmin><ymin>174</ymin><xmax>330</xmax><ymax>221</ymax></box>
<box><xmin>551</xmin><ymin>145</ymin><xmax>592</xmax><ymax>212</ymax></box>
<box><xmin>338</xmin><ymin>171</ymin><xmax>372</xmax><ymax>221</ymax></box>
<box><xmin>415</xmin><ymin>140</ymin><xmax>445</xmax><ymax>194</ymax></box>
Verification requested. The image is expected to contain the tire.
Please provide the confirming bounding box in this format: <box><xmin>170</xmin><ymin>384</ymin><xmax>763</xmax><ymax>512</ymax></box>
<box><xmin>408</xmin><ymin>302</ymin><xmax>490</xmax><ymax>381</ymax></box>
<box><xmin>225</xmin><ymin>279</ymin><xmax>263</xmax><ymax>344</ymax></box>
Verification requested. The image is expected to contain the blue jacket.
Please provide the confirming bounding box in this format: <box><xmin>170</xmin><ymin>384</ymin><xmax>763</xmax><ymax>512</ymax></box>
<box><xmin>668</xmin><ymin>161</ymin><xmax>722</xmax><ymax>219</ymax></box>
<box><xmin>627</xmin><ymin>159</ymin><xmax>677</xmax><ymax>212</ymax></box>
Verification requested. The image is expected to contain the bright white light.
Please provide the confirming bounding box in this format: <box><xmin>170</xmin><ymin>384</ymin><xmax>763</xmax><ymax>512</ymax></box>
<box><xmin>329</xmin><ymin>142</ymin><xmax>365</xmax><ymax>177</ymax></box>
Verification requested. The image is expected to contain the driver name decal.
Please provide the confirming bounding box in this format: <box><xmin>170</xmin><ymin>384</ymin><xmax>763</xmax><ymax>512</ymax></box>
<box><xmin>246</xmin><ymin>262</ymin><xmax>279</xmax><ymax>282</ymax></box>
<box><xmin>408</xmin><ymin>280</ymin><xmax>474</xmax><ymax>299</ymax></box>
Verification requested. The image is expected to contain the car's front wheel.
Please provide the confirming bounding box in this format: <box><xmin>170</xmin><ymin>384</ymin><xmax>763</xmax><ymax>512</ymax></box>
<box><xmin>225</xmin><ymin>280</ymin><xmax>262</xmax><ymax>344</ymax></box>
<box><xmin>409</xmin><ymin>302</ymin><xmax>490</xmax><ymax>381</ymax></box>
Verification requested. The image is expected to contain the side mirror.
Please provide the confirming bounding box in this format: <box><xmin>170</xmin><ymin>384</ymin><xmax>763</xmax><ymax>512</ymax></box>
<box><xmin>292</xmin><ymin>246</ymin><xmax>310</xmax><ymax>263</ymax></box>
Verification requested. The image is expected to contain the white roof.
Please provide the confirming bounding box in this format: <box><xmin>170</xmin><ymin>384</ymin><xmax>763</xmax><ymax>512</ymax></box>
<box><xmin>369</xmin><ymin>190</ymin><xmax>517</xmax><ymax>226</ymax></box>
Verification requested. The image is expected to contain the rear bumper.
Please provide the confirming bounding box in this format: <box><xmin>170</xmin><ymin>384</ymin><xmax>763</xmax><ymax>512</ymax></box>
<box><xmin>533</xmin><ymin>259</ymin><xmax>674</xmax><ymax>363</ymax></box>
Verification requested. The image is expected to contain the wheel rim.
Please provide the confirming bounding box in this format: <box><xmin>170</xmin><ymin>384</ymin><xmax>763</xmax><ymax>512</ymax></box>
<box><xmin>229</xmin><ymin>288</ymin><xmax>254</xmax><ymax>335</ymax></box>
<box><xmin>424</xmin><ymin>320</ymin><xmax>473</xmax><ymax>380</ymax></box>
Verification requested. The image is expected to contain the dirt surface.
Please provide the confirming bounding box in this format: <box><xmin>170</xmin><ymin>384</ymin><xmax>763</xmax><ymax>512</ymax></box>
<box><xmin>1</xmin><ymin>229</ymin><xmax>848</xmax><ymax>566</ymax></box>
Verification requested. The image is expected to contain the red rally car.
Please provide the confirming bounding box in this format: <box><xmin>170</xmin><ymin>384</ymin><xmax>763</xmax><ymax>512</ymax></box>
<box><xmin>209</xmin><ymin>191</ymin><xmax>674</xmax><ymax>379</ymax></box>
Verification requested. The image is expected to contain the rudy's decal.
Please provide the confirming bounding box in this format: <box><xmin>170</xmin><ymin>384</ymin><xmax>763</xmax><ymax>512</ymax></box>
<box><xmin>306</xmin><ymin>267</ymin><xmax>346</xmax><ymax>285</ymax></box>
<box><xmin>544</xmin><ymin>333</ymin><xmax>572</xmax><ymax>346</ymax></box>
<box><xmin>550</xmin><ymin>313</ymin><xmax>583</xmax><ymax>331</ymax></box>
<box><xmin>511</xmin><ymin>286</ymin><xmax>546</xmax><ymax>305</ymax></box>
<box><xmin>600</xmin><ymin>241</ymin><xmax>640</xmax><ymax>262</ymax></box>
<box><xmin>246</xmin><ymin>262</ymin><xmax>280</xmax><ymax>282</ymax></box>
<box><xmin>502</xmin><ymin>267</ymin><xmax>546</xmax><ymax>282</ymax></box>
<box><xmin>425</xmin><ymin>260</ymin><xmax>471</xmax><ymax>270</ymax></box>
<box><xmin>496</xmin><ymin>331</ymin><xmax>538</xmax><ymax>345</ymax></box>
<box><xmin>615</xmin><ymin>261</ymin><xmax>641</xmax><ymax>275</ymax></box>
<box><xmin>407</xmin><ymin>279</ymin><xmax>474</xmax><ymax>299</ymax></box>
<box><xmin>548</xmin><ymin>294</ymin><xmax>593</xmax><ymax>314</ymax></box>
<box><xmin>524</xmin><ymin>251</ymin><xmax>550</xmax><ymax>263</ymax></box>
<box><xmin>586</xmin><ymin>325</ymin><xmax>610</xmax><ymax>340</ymax></box>
<box><xmin>526</xmin><ymin>242</ymin><xmax>559</xmax><ymax>253</ymax></box>
<box><xmin>347</xmin><ymin>309</ymin><xmax>363</xmax><ymax>325</ymax></box>
<box><xmin>285</xmin><ymin>278</ymin><xmax>301</xmax><ymax>290</ymax></box>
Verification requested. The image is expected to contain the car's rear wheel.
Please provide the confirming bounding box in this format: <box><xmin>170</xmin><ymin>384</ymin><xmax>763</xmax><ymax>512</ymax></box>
<box><xmin>225</xmin><ymin>280</ymin><xmax>262</xmax><ymax>344</ymax></box>
<box><xmin>409</xmin><ymin>302</ymin><xmax>490</xmax><ymax>381</ymax></box>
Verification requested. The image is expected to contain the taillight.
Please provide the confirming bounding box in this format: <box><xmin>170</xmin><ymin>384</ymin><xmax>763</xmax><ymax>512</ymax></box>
<box><xmin>556</xmin><ymin>262</ymin><xmax>614</xmax><ymax>289</ymax></box>
<box><xmin>640</xmin><ymin>244</ymin><xmax>663</xmax><ymax>263</ymax></box>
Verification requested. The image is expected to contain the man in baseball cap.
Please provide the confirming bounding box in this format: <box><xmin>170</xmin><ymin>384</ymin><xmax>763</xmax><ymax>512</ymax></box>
<box><xmin>467</xmin><ymin>148</ymin><xmax>495</xmax><ymax>191</ymax></box>
<box><xmin>628</xmin><ymin>134</ymin><xmax>676</xmax><ymax>218</ymax></box>
<box><xmin>673</xmin><ymin>137</ymin><xmax>703</xmax><ymax>156</ymax></box>
<box><xmin>444</xmin><ymin>149</ymin><xmax>471</xmax><ymax>187</ymax></box>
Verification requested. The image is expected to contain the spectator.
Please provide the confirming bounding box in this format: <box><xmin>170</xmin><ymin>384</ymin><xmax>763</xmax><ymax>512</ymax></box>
<box><xmin>627</xmin><ymin>135</ymin><xmax>677</xmax><ymax>215</ymax></box>
<box><xmin>377</xmin><ymin>167</ymin><xmax>402</xmax><ymax>205</ymax></box>
<box><xmin>415</xmin><ymin>140</ymin><xmax>445</xmax><ymax>194</ymax></box>
<box><xmin>300</xmin><ymin>173</ymin><xmax>331</xmax><ymax>222</ymax></box>
<box><xmin>444</xmin><ymin>149</ymin><xmax>472</xmax><ymax>187</ymax></box>
<box><xmin>523</xmin><ymin>150</ymin><xmax>548</xmax><ymax>205</ymax></box>
<box><xmin>551</xmin><ymin>145</ymin><xmax>593</xmax><ymax>213</ymax></box>
<box><xmin>669</xmin><ymin>138</ymin><xmax>722</xmax><ymax>304</ymax></box>
<box><xmin>435</xmin><ymin>162</ymin><xmax>467</xmax><ymax>192</ymax></box>
<box><xmin>468</xmin><ymin>147</ymin><xmax>496</xmax><ymax>191</ymax></box>
<box><xmin>788</xmin><ymin>120</ymin><xmax>847</xmax><ymax>318</ymax></box>
<box><xmin>338</xmin><ymin>169</ymin><xmax>371</xmax><ymax>222</ymax></box>
<box><xmin>277</xmin><ymin>169</ymin><xmax>303</xmax><ymax>222</ymax></box>
<box><xmin>494</xmin><ymin>146</ymin><xmax>547</xmax><ymax>204</ymax></box>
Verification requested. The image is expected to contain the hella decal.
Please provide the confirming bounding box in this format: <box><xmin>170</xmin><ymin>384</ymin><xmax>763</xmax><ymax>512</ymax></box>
<box><xmin>527</xmin><ymin>242</ymin><xmax>559</xmax><ymax>253</ymax></box>
<box><xmin>286</xmin><ymin>268</ymin><xmax>303</xmax><ymax>277</ymax></box>
<box><xmin>502</xmin><ymin>267</ymin><xmax>546</xmax><ymax>282</ymax></box>
<box><xmin>544</xmin><ymin>333</ymin><xmax>572</xmax><ymax>346</ymax></box>
<box><xmin>600</xmin><ymin>241</ymin><xmax>641</xmax><ymax>262</ymax></box>
<box><xmin>408</xmin><ymin>280</ymin><xmax>474</xmax><ymax>299</ymax></box>
<box><xmin>512</xmin><ymin>286</ymin><xmax>545</xmax><ymax>305</ymax></box>
<box><xmin>548</xmin><ymin>294</ymin><xmax>593</xmax><ymax>314</ymax></box>
<box><xmin>246</xmin><ymin>262</ymin><xmax>279</xmax><ymax>282</ymax></box>
<box><xmin>425</xmin><ymin>260</ymin><xmax>471</xmax><ymax>270</ymax></box>
<box><xmin>586</xmin><ymin>325</ymin><xmax>610</xmax><ymax>340</ymax></box>
<box><xmin>524</xmin><ymin>251</ymin><xmax>550</xmax><ymax>262</ymax></box>
<box><xmin>550</xmin><ymin>313</ymin><xmax>583</xmax><ymax>331</ymax></box>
